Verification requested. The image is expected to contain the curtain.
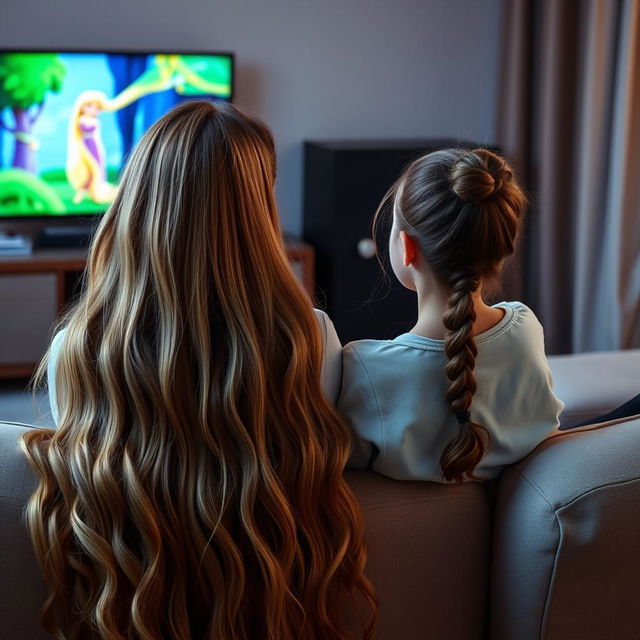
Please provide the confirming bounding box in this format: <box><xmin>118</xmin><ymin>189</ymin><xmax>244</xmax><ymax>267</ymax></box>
<box><xmin>498</xmin><ymin>0</ymin><xmax>640</xmax><ymax>354</ymax></box>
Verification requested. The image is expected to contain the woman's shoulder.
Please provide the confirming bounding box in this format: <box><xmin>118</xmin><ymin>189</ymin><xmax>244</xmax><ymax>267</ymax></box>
<box><xmin>313</xmin><ymin>308</ymin><xmax>331</xmax><ymax>332</ymax></box>
<box><xmin>312</xmin><ymin>310</ymin><xmax>342</xmax><ymax>404</ymax></box>
<box><xmin>49</xmin><ymin>327</ymin><xmax>68</xmax><ymax>364</ymax></box>
<box><xmin>313</xmin><ymin>309</ymin><xmax>341</xmax><ymax>351</ymax></box>
<box><xmin>51</xmin><ymin>326</ymin><xmax>68</xmax><ymax>345</ymax></box>
<box><xmin>44</xmin><ymin>327</ymin><xmax>66</xmax><ymax>368</ymax></box>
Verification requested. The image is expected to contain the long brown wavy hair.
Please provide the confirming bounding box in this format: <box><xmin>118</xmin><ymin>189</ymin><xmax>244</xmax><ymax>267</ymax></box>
<box><xmin>374</xmin><ymin>148</ymin><xmax>527</xmax><ymax>482</ymax></box>
<box><xmin>22</xmin><ymin>100</ymin><xmax>376</xmax><ymax>639</ymax></box>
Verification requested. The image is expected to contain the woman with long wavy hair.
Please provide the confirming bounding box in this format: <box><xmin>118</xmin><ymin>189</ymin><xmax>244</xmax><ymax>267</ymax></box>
<box><xmin>22</xmin><ymin>100</ymin><xmax>377</xmax><ymax>639</ymax></box>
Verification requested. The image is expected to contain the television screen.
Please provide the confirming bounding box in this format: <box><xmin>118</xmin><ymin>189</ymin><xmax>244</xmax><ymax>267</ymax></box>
<box><xmin>0</xmin><ymin>50</ymin><xmax>233</xmax><ymax>218</ymax></box>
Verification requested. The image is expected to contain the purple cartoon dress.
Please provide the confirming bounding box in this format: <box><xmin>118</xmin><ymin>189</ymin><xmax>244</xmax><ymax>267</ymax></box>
<box><xmin>79</xmin><ymin>119</ymin><xmax>106</xmax><ymax>186</ymax></box>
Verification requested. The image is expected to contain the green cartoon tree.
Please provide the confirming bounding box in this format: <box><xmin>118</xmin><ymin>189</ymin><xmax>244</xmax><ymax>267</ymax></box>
<box><xmin>0</xmin><ymin>53</ymin><xmax>66</xmax><ymax>174</ymax></box>
<box><xmin>0</xmin><ymin>169</ymin><xmax>65</xmax><ymax>215</ymax></box>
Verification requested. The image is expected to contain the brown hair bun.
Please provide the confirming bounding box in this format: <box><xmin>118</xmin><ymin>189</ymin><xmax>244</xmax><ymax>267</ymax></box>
<box><xmin>450</xmin><ymin>149</ymin><xmax>512</xmax><ymax>203</ymax></box>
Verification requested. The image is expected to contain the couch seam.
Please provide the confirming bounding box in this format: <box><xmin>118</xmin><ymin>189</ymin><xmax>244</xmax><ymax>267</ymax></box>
<box><xmin>546</xmin><ymin>413</ymin><xmax>640</xmax><ymax>441</ymax></box>
<box><xmin>515</xmin><ymin>467</ymin><xmax>640</xmax><ymax>512</ymax></box>
<box><xmin>506</xmin><ymin>468</ymin><xmax>556</xmax><ymax>640</ymax></box>
<box><xmin>510</xmin><ymin>468</ymin><xmax>554</xmax><ymax>510</ymax></box>
<box><xmin>506</xmin><ymin>472</ymin><xmax>640</xmax><ymax>640</ymax></box>
<box><xmin>363</xmin><ymin>495</ymin><xmax>486</xmax><ymax>511</ymax></box>
<box><xmin>510</xmin><ymin>414</ymin><xmax>640</xmax><ymax>470</ymax></box>
<box><xmin>538</xmin><ymin>477</ymin><xmax>640</xmax><ymax>639</ymax></box>
<box><xmin>0</xmin><ymin>421</ymin><xmax>38</xmax><ymax>430</ymax></box>
<box><xmin>558</xmin><ymin>476</ymin><xmax>640</xmax><ymax>511</ymax></box>
<box><xmin>539</xmin><ymin>509</ymin><xmax>561</xmax><ymax>640</ymax></box>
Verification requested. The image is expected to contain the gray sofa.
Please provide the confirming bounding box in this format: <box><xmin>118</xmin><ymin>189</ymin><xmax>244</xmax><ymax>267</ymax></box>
<box><xmin>1</xmin><ymin>350</ymin><xmax>639</xmax><ymax>639</ymax></box>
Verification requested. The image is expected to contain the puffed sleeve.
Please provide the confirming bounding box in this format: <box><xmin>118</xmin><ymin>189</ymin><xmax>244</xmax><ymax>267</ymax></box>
<box><xmin>527</xmin><ymin>313</ymin><xmax>565</xmax><ymax>437</ymax></box>
<box><xmin>482</xmin><ymin>311</ymin><xmax>565</xmax><ymax>476</ymax></box>
<box><xmin>313</xmin><ymin>309</ymin><xmax>342</xmax><ymax>404</ymax></box>
<box><xmin>337</xmin><ymin>344</ymin><xmax>384</xmax><ymax>470</ymax></box>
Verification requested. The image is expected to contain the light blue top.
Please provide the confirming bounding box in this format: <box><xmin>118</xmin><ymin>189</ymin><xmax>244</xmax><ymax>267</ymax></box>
<box><xmin>48</xmin><ymin>309</ymin><xmax>342</xmax><ymax>427</ymax></box>
<box><xmin>338</xmin><ymin>301</ymin><xmax>565</xmax><ymax>481</ymax></box>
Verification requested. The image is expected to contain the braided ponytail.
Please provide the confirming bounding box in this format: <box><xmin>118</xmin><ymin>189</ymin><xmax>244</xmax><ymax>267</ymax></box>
<box><xmin>440</xmin><ymin>275</ymin><xmax>489</xmax><ymax>482</ymax></box>
<box><xmin>387</xmin><ymin>147</ymin><xmax>527</xmax><ymax>482</ymax></box>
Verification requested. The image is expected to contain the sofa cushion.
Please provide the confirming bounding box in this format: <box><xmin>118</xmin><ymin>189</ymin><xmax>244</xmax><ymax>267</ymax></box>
<box><xmin>491</xmin><ymin>416</ymin><xmax>640</xmax><ymax>640</ymax></box>
<box><xmin>346</xmin><ymin>472</ymin><xmax>491</xmax><ymax>640</ymax></box>
<box><xmin>0</xmin><ymin>421</ymin><xmax>48</xmax><ymax>640</ymax></box>
<box><xmin>548</xmin><ymin>349</ymin><xmax>640</xmax><ymax>426</ymax></box>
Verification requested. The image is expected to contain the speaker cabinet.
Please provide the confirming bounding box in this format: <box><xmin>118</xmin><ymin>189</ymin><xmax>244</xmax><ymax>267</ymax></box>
<box><xmin>303</xmin><ymin>139</ymin><xmax>494</xmax><ymax>343</ymax></box>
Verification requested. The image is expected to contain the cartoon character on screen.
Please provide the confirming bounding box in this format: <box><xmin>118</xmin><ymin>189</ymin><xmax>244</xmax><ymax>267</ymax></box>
<box><xmin>66</xmin><ymin>90</ymin><xmax>117</xmax><ymax>204</ymax></box>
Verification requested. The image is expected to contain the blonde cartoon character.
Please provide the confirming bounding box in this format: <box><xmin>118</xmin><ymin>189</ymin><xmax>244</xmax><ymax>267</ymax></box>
<box><xmin>66</xmin><ymin>90</ymin><xmax>117</xmax><ymax>204</ymax></box>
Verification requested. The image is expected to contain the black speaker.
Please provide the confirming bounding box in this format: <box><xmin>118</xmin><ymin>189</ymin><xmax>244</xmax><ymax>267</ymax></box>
<box><xmin>303</xmin><ymin>139</ymin><xmax>495</xmax><ymax>343</ymax></box>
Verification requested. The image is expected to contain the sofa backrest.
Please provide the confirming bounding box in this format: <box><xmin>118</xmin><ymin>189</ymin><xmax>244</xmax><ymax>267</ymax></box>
<box><xmin>0</xmin><ymin>421</ymin><xmax>492</xmax><ymax>640</ymax></box>
<box><xmin>5</xmin><ymin>417</ymin><xmax>639</xmax><ymax>640</ymax></box>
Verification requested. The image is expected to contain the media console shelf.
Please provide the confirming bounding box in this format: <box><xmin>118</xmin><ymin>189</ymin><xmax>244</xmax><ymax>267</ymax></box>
<box><xmin>0</xmin><ymin>237</ymin><xmax>314</xmax><ymax>379</ymax></box>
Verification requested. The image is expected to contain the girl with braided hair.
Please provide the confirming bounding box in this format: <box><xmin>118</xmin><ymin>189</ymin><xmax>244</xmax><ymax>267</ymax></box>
<box><xmin>338</xmin><ymin>148</ymin><xmax>564</xmax><ymax>482</ymax></box>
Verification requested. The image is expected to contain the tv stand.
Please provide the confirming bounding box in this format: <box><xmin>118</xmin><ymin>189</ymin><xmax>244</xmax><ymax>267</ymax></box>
<box><xmin>38</xmin><ymin>225</ymin><xmax>96</xmax><ymax>249</ymax></box>
<box><xmin>0</xmin><ymin>238</ymin><xmax>314</xmax><ymax>379</ymax></box>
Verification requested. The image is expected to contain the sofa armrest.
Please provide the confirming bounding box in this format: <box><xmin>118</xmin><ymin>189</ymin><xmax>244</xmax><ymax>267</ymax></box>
<box><xmin>491</xmin><ymin>417</ymin><xmax>640</xmax><ymax>640</ymax></box>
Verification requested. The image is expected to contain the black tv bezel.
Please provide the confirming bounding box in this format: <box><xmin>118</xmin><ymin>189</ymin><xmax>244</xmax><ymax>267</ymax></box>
<box><xmin>0</xmin><ymin>46</ymin><xmax>235</xmax><ymax>223</ymax></box>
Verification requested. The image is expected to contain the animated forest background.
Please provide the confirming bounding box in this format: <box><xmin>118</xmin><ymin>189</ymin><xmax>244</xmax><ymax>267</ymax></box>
<box><xmin>0</xmin><ymin>52</ymin><xmax>232</xmax><ymax>216</ymax></box>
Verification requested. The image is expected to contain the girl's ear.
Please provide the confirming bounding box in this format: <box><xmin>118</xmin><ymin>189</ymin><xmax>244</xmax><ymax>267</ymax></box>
<box><xmin>400</xmin><ymin>231</ymin><xmax>418</xmax><ymax>267</ymax></box>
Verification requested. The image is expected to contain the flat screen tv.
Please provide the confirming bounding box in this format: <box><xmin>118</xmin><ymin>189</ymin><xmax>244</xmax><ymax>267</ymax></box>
<box><xmin>0</xmin><ymin>49</ymin><xmax>234</xmax><ymax>219</ymax></box>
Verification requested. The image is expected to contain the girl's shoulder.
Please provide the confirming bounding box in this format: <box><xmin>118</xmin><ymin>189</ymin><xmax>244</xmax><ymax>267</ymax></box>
<box><xmin>342</xmin><ymin>301</ymin><xmax>547</xmax><ymax>372</ymax></box>
<box><xmin>491</xmin><ymin>300</ymin><xmax>546</xmax><ymax>344</ymax></box>
<box><xmin>341</xmin><ymin>337</ymin><xmax>444</xmax><ymax>384</ymax></box>
<box><xmin>343</xmin><ymin>337</ymin><xmax>430</xmax><ymax>357</ymax></box>
<box><xmin>495</xmin><ymin>299</ymin><xmax>536</xmax><ymax>318</ymax></box>
<box><xmin>476</xmin><ymin>301</ymin><xmax>552</xmax><ymax>372</ymax></box>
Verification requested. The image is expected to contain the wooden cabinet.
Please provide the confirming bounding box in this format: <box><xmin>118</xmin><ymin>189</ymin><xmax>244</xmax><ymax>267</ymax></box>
<box><xmin>0</xmin><ymin>237</ymin><xmax>314</xmax><ymax>379</ymax></box>
<box><xmin>0</xmin><ymin>250</ymin><xmax>86</xmax><ymax>378</ymax></box>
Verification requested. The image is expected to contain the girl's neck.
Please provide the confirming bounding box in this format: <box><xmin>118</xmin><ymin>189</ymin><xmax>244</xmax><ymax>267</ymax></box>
<box><xmin>410</xmin><ymin>278</ymin><xmax>505</xmax><ymax>340</ymax></box>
